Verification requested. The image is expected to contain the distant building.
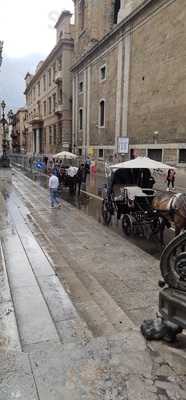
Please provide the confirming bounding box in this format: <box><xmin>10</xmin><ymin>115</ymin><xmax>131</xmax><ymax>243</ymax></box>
<box><xmin>24</xmin><ymin>11</ymin><xmax>74</xmax><ymax>156</ymax></box>
<box><xmin>11</xmin><ymin>107</ymin><xmax>28</xmax><ymax>153</ymax></box>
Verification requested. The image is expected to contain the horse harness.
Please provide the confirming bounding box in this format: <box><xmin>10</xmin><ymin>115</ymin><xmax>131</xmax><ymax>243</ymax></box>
<box><xmin>166</xmin><ymin>193</ymin><xmax>182</xmax><ymax>219</ymax></box>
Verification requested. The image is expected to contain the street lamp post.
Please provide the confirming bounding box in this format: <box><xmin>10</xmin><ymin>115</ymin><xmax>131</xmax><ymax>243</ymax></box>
<box><xmin>0</xmin><ymin>41</ymin><xmax>3</xmax><ymax>68</ymax></box>
<box><xmin>0</xmin><ymin>100</ymin><xmax>10</xmax><ymax>167</ymax></box>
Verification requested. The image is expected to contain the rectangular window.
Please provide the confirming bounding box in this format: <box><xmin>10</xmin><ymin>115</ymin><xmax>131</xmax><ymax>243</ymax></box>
<box><xmin>99</xmin><ymin>100</ymin><xmax>105</xmax><ymax>127</ymax></box>
<box><xmin>43</xmin><ymin>75</ymin><xmax>46</xmax><ymax>91</ymax></box>
<box><xmin>179</xmin><ymin>149</ymin><xmax>186</xmax><ymax>163</ymax></box>
<box><xmin>43</xmin><ymin>101</ymin><xmax>47</xmax><ymax>116</ymax></box>
<box><xmin>53</xmin><ymin>63</ymin><xmax>56</xmax><ymax>82</ymax></box>
<box><xmin>58</xmin><ymin>57</ymin><xmax>62</xmax><ymax>71</ymax></box>
<box><xmin>78</xmin><ymin>148</ymin><xmax>82</xmax><ymax>156</ymax></box>
<box><xmin>53</xmin><ymin>93</ymin><xmax>56</xmax><ymax>112</ymax></box>
<box><xmin>148</xmin><ymin>149</ymin><xmax>162</xmax><ymax>162</ymax></box>
<box><xmin>53</xmin><ymin>125</ymin><xmax>57</xmax><ymax>144</ymax></box>
<box><xmin>98</xmin><ymin>149</ymin><xmax>104</xmax><ymax>159</ymax></box>
<box><xmin>37</xmin><ymin>101</ymin><xmax>41</xmax><ymax>116</ymax></box>
<box><xmin>100</xmin><ymin>65</ymin><xmax>106</xmax><ymax>81</ymax></box>
<box><xmin>58</xmin><ymin>122</ymin><xmax>62</xmax><ymax>144</ymax></box>
<box><xmin>37</xmin><ymin>81</ymin><xmax>40</xmax><ymax>97</ymax></box>
<box><xmin>43</xmin><ymin>128</ymin><xmax>46</xmax><ymax>145</ymax></box>
<box><xmin>48</xmin><ymin>97</ymin><xmax>52</xmax><ymax>114</ymax></box>
<box><xmin>79</xmin><ymin>109</ymin><xmax>83</xmax><ymax>130</ymax></box>
<box><xmin>79</xmin><ymin>81</ymin><xmax>83</xmax><ymax>93</ymax></box>
<box><xmin>49</xmin><ymin>126</ymin><xmax>52</xmax><ymax>145</ymax></box>
<box><xmin>48</xmin><ymin>69</ymin><xmax>52</xmax><ymax>86</ymax></box>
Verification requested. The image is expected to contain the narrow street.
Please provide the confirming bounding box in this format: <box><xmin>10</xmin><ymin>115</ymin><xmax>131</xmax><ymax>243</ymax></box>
<box><xmin>0</xmin><ymin>169</ymin><xmax>186</xmax><ymax>399</ymax></box>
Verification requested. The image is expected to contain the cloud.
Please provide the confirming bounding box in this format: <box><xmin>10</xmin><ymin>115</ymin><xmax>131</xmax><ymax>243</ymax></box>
<box><xmin>0</xmin><ymin>0</ymin><xmax>74</xmax><ymax>58</ymax></box>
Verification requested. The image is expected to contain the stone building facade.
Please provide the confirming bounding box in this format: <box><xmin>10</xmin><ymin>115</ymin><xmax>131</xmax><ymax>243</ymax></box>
<box><xmin>72</xmin><ymin>0</ymin><xmax>186</xmax><ymax>166</ymax></box>
<box><xmin>11</xmin><ymin>107</ymin><xmax>28</xmax><ymax>153</ymax></box>
<box><xmin>24</xmin><ymin>11</ymin><xmax>74</xmax><ymax>156</ymax></box>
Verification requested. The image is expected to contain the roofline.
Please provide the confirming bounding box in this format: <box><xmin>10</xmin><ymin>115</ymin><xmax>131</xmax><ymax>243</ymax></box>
<box><xmin>16</xmin><ymin>107</ymin><xmax>28</xmax><ymax>114</ymax></box>
<box><xmin>24</xmin><ymin>38</ymin><xmax>74</xmax><ymax>94</ymax></box>
<box><xmin>24</xmin><ymin>72</ymin><xmax>32</xmax><ymax>80</ymax></box>
<box><xmin>71</xmin><ymin>0</ymin><xmax>158</xmax><ymax>72</ymax></box>
<box><xmin>55</xmin><ymin>10</ymin><xmax>72</xmax><ymax>29</ymax></box>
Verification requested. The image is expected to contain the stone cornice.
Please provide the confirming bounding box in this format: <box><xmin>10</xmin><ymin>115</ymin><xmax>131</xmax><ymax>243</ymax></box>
<box><xmin>25</xmin><ymin>38</ymin><xmax>74</xmax><ymax>94</ymax></box>
<box><xmin>71</xmin><ymin>0</ymin><xmax>175</xmax><ymax>72</ymax></box>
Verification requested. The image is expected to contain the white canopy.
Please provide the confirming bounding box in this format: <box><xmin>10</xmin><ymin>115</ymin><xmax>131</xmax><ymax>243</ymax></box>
<box><xmin>110</xmin><ymin>157</ymin><xmax>175</xmax><ymax>171</ymax></box>
<box><xmin>54</xmin><ymin>151</ymin><xmax>78</xmax><ymax>160</ymax></box>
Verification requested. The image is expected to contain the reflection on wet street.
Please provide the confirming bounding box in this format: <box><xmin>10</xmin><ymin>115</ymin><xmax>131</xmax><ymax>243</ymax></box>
<box><xmin>15</xmin><ymin>167</ymin><xmax>172</xmax><ymax>260</ymax></box>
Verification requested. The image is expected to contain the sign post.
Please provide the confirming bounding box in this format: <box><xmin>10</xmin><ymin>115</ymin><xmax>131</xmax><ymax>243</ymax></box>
<box><xmin>117</xmin><ymin>137</ymin><xmax>129</xmax><ymax>154</ymax></box>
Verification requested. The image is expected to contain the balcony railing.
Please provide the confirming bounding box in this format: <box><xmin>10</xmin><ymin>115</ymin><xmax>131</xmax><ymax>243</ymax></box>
<box><xmin>29</xmin><ymin>113</ymin><xmax>43</xmax><ymax>125</ymax></box>
<box><xmin>55</xmin><ymin>104</ymin><xmax>63</xmax><ymax>115</ymax></box>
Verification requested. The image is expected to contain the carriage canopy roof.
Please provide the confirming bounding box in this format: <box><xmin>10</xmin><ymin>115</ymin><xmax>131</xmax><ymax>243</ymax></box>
<box><xmin>110</xmin><ymin>157</ymin><xmax>175</xmax><ymax>172</ymax></box>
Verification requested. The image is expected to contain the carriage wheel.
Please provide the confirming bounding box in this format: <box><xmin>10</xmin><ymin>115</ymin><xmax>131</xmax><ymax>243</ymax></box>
<box><xmin>122</xmin><ymin>214</ymin><xmax>133</xmax><ymax>236</ymax></box>
<box><xmin>101</xmin><ymin>200</ymin><xmax>112</xmax><ymax>225</ymax></box>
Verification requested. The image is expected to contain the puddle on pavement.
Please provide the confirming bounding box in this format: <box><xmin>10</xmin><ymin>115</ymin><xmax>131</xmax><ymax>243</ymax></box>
<box><xmin>15</xmin><ymin>168</ymin><xmax>165</xmax><ymax>259</ymax></box>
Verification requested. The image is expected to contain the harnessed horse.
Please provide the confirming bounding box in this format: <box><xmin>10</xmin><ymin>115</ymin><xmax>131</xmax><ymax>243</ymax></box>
<box><xmin>152</xmin><ymin>192</ymin><xmax>186</xmax><ymax>240</ymax></box>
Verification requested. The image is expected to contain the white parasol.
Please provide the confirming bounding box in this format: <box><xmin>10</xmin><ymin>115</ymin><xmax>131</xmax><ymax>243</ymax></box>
<box><xmin>110</xmin><ymin>157</ymin><xmax>175</xmax><ymax>172</ymax></box>
<box><xmin>54</xmin><ymin>151</ymin><xmax>78</xmax><ymax>160</ymax></box>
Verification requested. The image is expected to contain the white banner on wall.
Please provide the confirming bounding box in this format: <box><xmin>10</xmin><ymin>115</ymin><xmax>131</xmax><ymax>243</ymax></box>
<box><xmin>117</xmin><ymin>137</ymin><xmax>129</xmax><ymax>154</ymax></box>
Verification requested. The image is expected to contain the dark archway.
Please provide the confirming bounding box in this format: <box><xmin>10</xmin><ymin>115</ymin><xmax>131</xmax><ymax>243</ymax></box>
<box><xmin>113</xmin><ymin>0</ymin><xmax>121</xmax><ymax>24</ymax></box>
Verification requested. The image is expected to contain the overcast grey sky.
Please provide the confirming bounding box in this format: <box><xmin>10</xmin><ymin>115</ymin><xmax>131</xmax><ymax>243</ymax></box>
<box><xmin>0</xmin><ymin>0</ymin><xmax>74</xmax><ymax>58</ymax></box>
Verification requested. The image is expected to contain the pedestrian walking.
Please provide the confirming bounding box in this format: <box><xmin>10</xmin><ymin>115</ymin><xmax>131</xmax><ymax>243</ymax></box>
<box><xmin>49</xmin><ymin>170</ymin><xmax>61</xmax><ymax>208</ymax></box>
<box><xmin>166</xmin><ymin>168</ymin><xmax>176</xmax><ymax>191</ymax></box>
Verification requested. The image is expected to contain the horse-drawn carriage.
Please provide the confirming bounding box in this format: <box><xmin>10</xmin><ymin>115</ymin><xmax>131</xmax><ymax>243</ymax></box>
<box><xmin>102</xmin><ymin>157</ymin><xmax>176</xmax><ymax>240</ymax></box>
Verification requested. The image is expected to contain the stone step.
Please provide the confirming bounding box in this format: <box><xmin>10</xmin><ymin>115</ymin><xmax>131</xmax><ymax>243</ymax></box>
<box><xmin>11</xmin><ymin>191</ymin><xmax>119</xmax><ymax>338</ymax></box>
<box><xmin>13</xmin><ymin>177</ymin><xmax>135</xmax><ymax>336</ymax></box>
<box><xmin>5</xmin><ymin>197</ymin><xmax>94</xmax><ymax>353</ymax></box>
<box><xmin>0</xmin><ymin>240</ymin><xmax>21</xmax><ymax>352</ymax></box>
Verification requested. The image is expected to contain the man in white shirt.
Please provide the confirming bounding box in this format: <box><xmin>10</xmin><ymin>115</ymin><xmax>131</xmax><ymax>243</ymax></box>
<box><xmin>49</xmin><ymin>171</ymin><xmax>61</xmax><ymax>208</ymax></box>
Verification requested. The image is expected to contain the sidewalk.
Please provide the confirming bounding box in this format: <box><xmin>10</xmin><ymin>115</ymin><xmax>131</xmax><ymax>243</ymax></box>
<box><xmin>0</xmin><ymin>169</ymin><xmax>186</xmax><ymax>399</ymax></box>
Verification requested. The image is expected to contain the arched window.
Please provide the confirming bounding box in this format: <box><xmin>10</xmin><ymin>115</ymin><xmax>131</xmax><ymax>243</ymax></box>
<box><xmin>99</xmin><ymin>100</ymin><xmax>105</xmax><ymax>127</ymax></box>
<box><xmin>114</xmin><ymin>0</ymin><xmax>121</xmax><ymax>24</ymax></box>
<box><xmin>79</xmin><ymin>109</ymin><xmax>83</xmax><ymax>130</ymax></box>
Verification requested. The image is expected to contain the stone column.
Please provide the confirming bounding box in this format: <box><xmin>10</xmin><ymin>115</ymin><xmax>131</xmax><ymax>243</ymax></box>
<box><xmin>75</xmin><ymin>75</ymin><xmax>79</xmax><ymax>151</ymax></box>
<box><xmin>115</xmin><ymin>39</ymin><xmax>124</xmax><ymax>150</ymax></box>
<box><xmin>118</xmin><ymin>0</ymin><xmax>144</xmax><ymax>22</ymax></box>
<box><xmin>36</xmin><ymin>128</ymin><xmax>40</xmax><ymax>154</ymax></box>
<box><xmin>32</xmin><ymin>130</ymin><xmax>36</xmax><ymax>153</ymax></box>
<box><xmin>118</xmin><ymin>0</ymin><xmax>126</xmax><ymax>23</ymax></box>
<box><xmin>122</xmin><ymin>33</ymin><xmax>131</xmax><ymax>137</ymax></box>
<box><xmin>86</xmin><ymin>66</ymin><xmax>91</xmax><ymax>149</ymax></box>
<box><xmin>83</xmin><ymin>69</ymin><xmax>87</xmax><ymax>160</ymax></box>
<box><xmin>72</xmin><ymin>76</ymin><xmax>76</xmax><ymax>151</ymax></box>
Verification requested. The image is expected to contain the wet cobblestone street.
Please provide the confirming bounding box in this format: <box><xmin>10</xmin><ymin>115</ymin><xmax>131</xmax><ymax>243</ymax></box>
<box><xmin>0</xmin><ymin>168</ymin><xmax>185</xmax><ymax>399</ymax></box>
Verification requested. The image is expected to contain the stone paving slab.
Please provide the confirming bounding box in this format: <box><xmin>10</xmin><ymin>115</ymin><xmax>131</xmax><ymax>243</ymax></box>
<box><xmin>2</xmin><ymin>225</ymin><xmax>60</xmax><ymax>351</ymax></box>
<box><xmin>0</xmin><ymin>241</ymin><xmax>21</xmax><ymax>353</ymax></box>
<box><xmin>0</xmin><ymin>169</ymin><xmax>185</xmax><ymax>399</ymax></box>
<box><xmin>0</xmin><ymin>351</ymin><xmax>39</xmax><ymax>400</ymax></box>
<box><xmin>12</xmin><ymin>284</ymin><xmax>60</xmax><ymax>349</ymax></box>
<box><xmin>28</xmin><ymin>332</ymin><xmax>186</xmax><ymax>400</ymax></box>
<box><xmin>0</xmin><ymin>302</ymin><xmax>20</xmax><ymax>352</ymax></box>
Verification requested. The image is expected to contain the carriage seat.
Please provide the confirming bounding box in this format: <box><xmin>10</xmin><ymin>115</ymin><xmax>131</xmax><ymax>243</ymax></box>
<box><xmin>125</xmin><ymin>186</ymin><xmax>147</xmax><ymax>201</ymax></box>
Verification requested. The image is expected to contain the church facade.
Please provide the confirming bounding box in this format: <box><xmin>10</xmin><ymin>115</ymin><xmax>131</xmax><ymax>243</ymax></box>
<box><xmin>72</xmin><ymin>0</ymin><xmax>186</xmax><ymax>166</ymax></box>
